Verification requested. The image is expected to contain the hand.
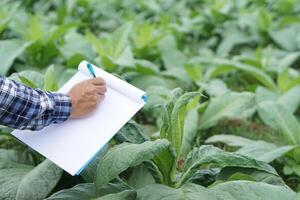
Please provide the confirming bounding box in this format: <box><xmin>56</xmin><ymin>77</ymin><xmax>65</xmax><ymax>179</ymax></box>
<box><xmin>68</xmin><ymin>78</ymin><xmax>106</xmax><ymax>118</ymax></box>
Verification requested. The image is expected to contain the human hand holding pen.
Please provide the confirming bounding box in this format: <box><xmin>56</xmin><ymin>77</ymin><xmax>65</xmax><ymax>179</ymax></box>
<box><xmin>68</xmin><ymin>78</ymin><xmax>106</xmax><ymax>118</ymax></box>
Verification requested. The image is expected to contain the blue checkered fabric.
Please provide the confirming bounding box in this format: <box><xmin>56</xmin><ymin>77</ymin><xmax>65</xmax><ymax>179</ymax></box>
<box><xmin>0</xmin><ymin>76</ymin><xmax>72</xmax><ymax>130</ymax></box>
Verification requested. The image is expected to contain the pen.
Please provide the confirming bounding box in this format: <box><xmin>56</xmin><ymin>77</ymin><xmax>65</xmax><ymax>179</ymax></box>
<box><xmin>86</xmin><ymin>62</ymin><xmax>148</xmax><ymax>103</ymax></box>
<box><xmin>87</xmin><ymin>63</ymin><xmax>96</xmax><ymax>78</ymax></box>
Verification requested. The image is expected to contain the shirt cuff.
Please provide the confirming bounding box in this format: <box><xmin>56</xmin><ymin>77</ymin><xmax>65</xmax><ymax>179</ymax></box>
<box><xmin>47</xmin><ymin>92</ymin><xmax>72</xmax><ymax>124</ymax></box>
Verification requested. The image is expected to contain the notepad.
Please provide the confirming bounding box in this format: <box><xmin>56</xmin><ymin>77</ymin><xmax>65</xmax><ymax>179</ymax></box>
<box><xmin>11</xmin><ymin>60</ymin><xmax>146</xmax><ymax>176</ymax></box>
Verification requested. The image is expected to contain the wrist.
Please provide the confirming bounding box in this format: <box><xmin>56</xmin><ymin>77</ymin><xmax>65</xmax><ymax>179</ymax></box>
<box><xmin>48</xmin><ymin>92</ymin><xmax>72</xmax><ymax>123</ymax></box>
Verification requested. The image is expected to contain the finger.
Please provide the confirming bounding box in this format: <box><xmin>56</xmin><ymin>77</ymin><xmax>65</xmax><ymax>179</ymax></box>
<box><xmin>90</xmin><ymin>95</ymin><xmax>100</xmax><ymax>105</ymax></box>
<box><xmin>95</xmin><ymin>85</ymin><xmax>107</xmax><ymax>95</ymax></box>
<box><xmin>98</xmin><ymin>95</ymin><xmax>104</xmax><ymax>102</ymax></box>
<box><xmin>90</xmin><ymin>77</ymin><xmax>106</xmax><ymax>85</ymax></box>
<box><xmin>92</xmin><ymin>94</ymin><xmax>104</xmax><ymax>103</ymax></box>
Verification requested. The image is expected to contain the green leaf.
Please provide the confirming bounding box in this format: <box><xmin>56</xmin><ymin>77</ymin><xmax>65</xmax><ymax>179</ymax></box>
<box><xmin>9</xmin><ymin>70</ymin><xmax>44</xmax><ymax>89</ymax></box>
<box><xmin>257</xmin><ymin>8</ymin><xmax>273</xmax><ymax>31</ymax></box>
<box><xmin>24</xmin><ymin>15</ymin><xmax>44</xmax><ymax>41</ymax></box>
<box><xmin>0</xmin><ymin>159</ymin><xmax>62</xmax><ymax>200</ymax></box>
<box><xmin>137</xmin><ymin>183</ymin><xmax>225</xmax><ymax>200</ymax></box>
<box><xmin>59</xmin><ymin>31</ymin><xmax>95</xmax><ymax>67</ymax></box>
<box><xmin>134</xmin><ymin>60</ymin><xmax>159</xmax><ymax>75</ymax></box>
<box><xmin>95</xmin><ymin>139</ymin><xmax>171</xmax><ymax>188</ymax></box>
<box><xmin>277</xmin><ymin>70</ymin><xmax>295</xmax><ymax>91</ymax></box>
<box><xmin>46</xmin><ymin>183</ymin><xmax>98</xmax><ymax>200</ymax></box>
<box><xmin>48</xmin><ymin>22</ymin><xmax>77</xmax><ymax>42</ymax></box>
<box><xmin>278</xmin><ymin>52</ymin><xmax>300</xmax><ymax>69</ymax></box>
<box><xmin>128</xmin><ymin>164</ymin><xmax>155</xmax><ymax>189</ymax></box>
<box><xmin>269</xmin><ymin>26</ymin><xmax>299</xmax><ymax>51</ymax></box>
<box><xmin>184</xmin><ymin>63</ymin><xmax>203</xmax><ymax>82</ymax></box>
<box><xmin>218</xmin><ymin>167</ymin><xmax>286</xmax><ymax>186</ymax></box>
<box><xmin>211</xmin><ymin>181</ymin><xmax>295</xmax><ymax>199</ymax></box>
<box><xmin>151</xmin><ymin>143</ymin><xmax>176</xmax><ymax>186</ymax></box>
<box><xmin>201</xmin><ymin>58</ymin><xmax>277</xmax><ymax>90</ymax></box>
<box><xmin>160</xmin><ymin>89</ymin><xmax>200</xmax><ymax>156</ymax></box>
<box><xmin>256</xmin><ymin>86</ymin><xmax>300</xmax><ymax>114</ymax></box>
<box><xmin>180</xmin><ymin>108</ymin><xmax>200</xmax><ymax>156</ymax></box>
<box><xmin>43</xmin><ymin>65</ymin><xmax>58</xmax><ymax>91</ymax></box>
<box><xmin>205</xmin><ymin>135</ymin><xmax>295</xmax><ymax>163</ymax></box>
<box><xmin>205</xmin><ymin>134</ymin><xmax>256</xmax><ymax>147</ymax></box>
<box><xmin>258</xmin><ymin>101</ymin><xmax>300</xmax><ymax>145</ymax></box>
<box><xmin>216</xmin><ymin>31</ymin><xmax>253</xmax><ymax>56</ymax></box>
<box><xmin>0</xmin><ymin>149</ymin><xmax>35</xmax><ymax>166</ymax></box>
<box><xmin>132</xmin><ymin>22</ymin><xmax>156</xmax><ymax>49</ymax></box>
<box><xmin>278</xmin><ymin>86</ymin><xmax>300</xmax><ymax>113</ymax></box>
<box><xmin>130</xmin><ymin>75</ymin><xmax>176</xmax><ymax>91</ymax></box>
<box><xmin>80</xmin><ymin>145</ymin><xmax>109</xmax><ymax>183</ymax></box>
<box><xmin>283</xmin><ymin>165</ymin><xmax>293</xmax><ymax>175</ymax></box>
<box><xmin>200</xmin><ymin>92</ymin><xmax>256</xmax><ymax>130</ymax></box>
<box><xmin>111</xmin><ymin>22</ymin><xmax>133</xmax><ymax>58</ymax></box>
<box><xmin>169</xmin><ymin>92</ymin><xmax>200</xmax><ymax>155</ymax></box>
<box><xmin>47</xmin><ymin>181</ymin><xmax>132</xmax><ymax>200</ymax></box>
<box><xmin>114</xmin><ymin>46</ymin><xmax>134</xmax><ymax>67</ymax></box>
<box><xmin>114</xmin><ymin>120</ymin><xmax>148</xmax><ymax>144</ymax></box>
<box><xmin>179</xmin><ymin>145</ymin><xmax>278</xmax><ymax>186</ymax></box>
<box><xmin>185</xmin><ymin>168</ymin><xmax>220</xmax><ymax>186</ymax></box>
<box><xmin>96</xmin><ymin>190</ymin><xmax>136</xmax><ymax>200</ymax></box>
<box><xmin>293</xmin><ymin>147</ymin><xmax>300</xmax><ymax>163</ymax></box>
<box><xmin>0</xmin><ymin>39</ymin><xmax>31</xmax><ymax>75</ymax></box>
<box><xmin>158</xmin><ymin>35</ymin><xmax>186</xmax><ymax>69</ymax></box>
<box><xmin>197</xmin><ymin>79</ymin><xmax>228</xmax><ymax>97</ymax></box>
<box><xmin>226</xmin><ymin>172</ymin><xmax>255</xmax><ymax>182</ymax></box>
<box><xmin>237</xmin><ymin>141</ymin><xmax>295</xmax><ymax>163</ymax></box>
<box><xmin>137</xmin><ymin>181</ymin><xmax>295</xmax><ymax>200</ymax></box>
<box><xmin>292</xmin><ymin>165</ymin><xmax>300</xmax><ymax>176</ymax></box>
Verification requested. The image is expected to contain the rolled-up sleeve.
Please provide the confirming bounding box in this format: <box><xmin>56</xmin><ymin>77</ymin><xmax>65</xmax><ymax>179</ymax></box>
<box><xmin>0</xmin><ymin>76</ymin><xmax>72</xmax><ymax>130</ymax></box>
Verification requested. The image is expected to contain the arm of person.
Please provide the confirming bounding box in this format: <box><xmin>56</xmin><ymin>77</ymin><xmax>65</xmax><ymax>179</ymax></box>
<box><xmin>0</xmin><ymin>76</ymin><xmax>106</xmax><ymax>131</ymax></box>
<box><xmin>0</xmin><ymin>76</ymin><xmax>71</xmax><ymax>130</ymax></box>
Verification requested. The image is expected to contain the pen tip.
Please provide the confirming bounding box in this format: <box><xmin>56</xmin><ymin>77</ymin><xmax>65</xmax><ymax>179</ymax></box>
<box><xmin>141</xmin><ymin>94</ymin><xmax>148</xmax><ymax>102</ymax></box>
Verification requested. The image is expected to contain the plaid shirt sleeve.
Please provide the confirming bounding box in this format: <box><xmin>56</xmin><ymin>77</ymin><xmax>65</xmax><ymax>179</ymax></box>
<box><xmin>0</xmin><ymin>76</ymin><xmax>72</xmax><ymax>130</ymax></box>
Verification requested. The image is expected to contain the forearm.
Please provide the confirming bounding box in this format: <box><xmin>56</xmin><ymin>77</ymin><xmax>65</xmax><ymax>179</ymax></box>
<box><xmin>0</xmin><ymin>76</ymin><xmax>72</xmax><ymax>130</ymax></box>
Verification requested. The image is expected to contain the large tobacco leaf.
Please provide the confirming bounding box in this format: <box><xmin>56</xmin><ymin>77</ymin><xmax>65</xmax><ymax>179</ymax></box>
<box><xmin>217</xmin><ymin>167</ymin><xmax>287</xmax><ymax>187</ymax></box>
<box><xmin>137</xmin><ymin>181</ymin><xmax>295</xmax><ymax>200</ymax></box>
<box><xmin>49</xmin><ymin>188</ymin><xmax>135</xmax><ymax>200</ymax></box>
<box><xmin>46</xmin><ymin>183</ymin><xmax>98</xmax><ymax>200</ymax></box>
<box><xmin>178</xmin><ymin>145</ymin><xmax>278</xmax><ymax>186</ymax></box>
<box><xmin>95</xmin><ymin>190</ymin><xmax>136</xmax><ymax>200</ymax></box>
<box><xmin>47</xmin><ymin>182</ymin><xmax>134</xmax><ymax>200</ymax></box>
<box><xmin>137</xmin><ymin>183</ymin><xmax>225</xmax><ymax>200</ymax></box>
<box><xmin>180</xmin><ymin>108</ymin><xmax>200</xmax><ymax>156</ymax></box>
<box><xmin>114</xmin><ymin>120</ymin><xmax>148</xmax><ymax>144</ymax></box>
<box><xmin>158</xmin><ymin>35</ymin><xmax>187</xmax><ymax>69</ymax></box>
<box><xmin>95</xmin><ymin>139</ymin><xmax>173</xmax><ymax>188</ymax></box>
<box><xmin>200</xmin><ymin>92</ymin><xmax>256</xmax><ymax>130</ymax></box>
<box><xmin>269</xmin><ymin>26</ymin><xmax>300</xmax><ymax>51</ymax></box>
<box><xmin>205</xmin><ymin>134</ymin><xmax>256</xmax><ymax>147</ymax></box>
<box><xmin>160</xmin><ymin>88</ymin><xmax>200</xmax><ymax>156</ymax></box>
<box><xmin>0</xmin><ymin>159</ymin><xmax>62</xmax><ymax>200</ymax></box>
<box><xmin>258</xmin><ymin>101</ymin><xmax>300</xmax><ymax>145</ymax></box>
<box><xmin>43</xmin><ymin>65</ymin><xmax>58</xmax><ymax>91</ymax></box>
<box><xmin>256</xmin><ymin>86</ymin><xmax>300</xmax><ymax>114</ymax></box>
<box><xmin>0</xmin><ymin>39</ymin><xmax>31</xmax><ymax>75</ymax></box>
<box><xmin>237</xmin><ymin>141</ymin><xmax>295</xmax><ymax>163</ymax></box>
<box><xmin>205</xmin><ymin>135</ymin><xmax>295</xmax><ymax>163</ymax></box>
<box><xmin>212</xmin><ymin>181</ymin><xmax>295</xmax><ymax>200</ymax></box>
<box><xmin>196</xmin><ymin>58</ymin><xmax>277</xmax><ymax>90</ymax></box>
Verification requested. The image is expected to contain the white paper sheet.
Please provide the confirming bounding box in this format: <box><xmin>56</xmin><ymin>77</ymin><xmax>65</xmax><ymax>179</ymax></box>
<box><xmin>11</xmin><ymin>61</ymin><xmax>146</xmax><ymax>176</ymax></box>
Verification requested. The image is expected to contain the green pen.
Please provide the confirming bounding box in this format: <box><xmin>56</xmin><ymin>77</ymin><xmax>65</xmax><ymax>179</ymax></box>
<box><xmin>87</xmin><ymin>63</ymin><xmax>96</xmax><ymax>78</ymax></box>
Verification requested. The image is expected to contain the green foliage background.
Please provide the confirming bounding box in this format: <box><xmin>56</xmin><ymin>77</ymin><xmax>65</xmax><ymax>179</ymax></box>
<box><xmin>1</xmin><ymin>0</ymin><xmax>300</xmax><ymax>199</ymax></box>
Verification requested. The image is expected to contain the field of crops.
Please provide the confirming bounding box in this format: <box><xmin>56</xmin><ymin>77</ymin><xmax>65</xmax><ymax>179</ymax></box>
<box><xmin>1</xmin><ymin>0</ymin><xmax>300</xmax><ymax>199</ymax></box>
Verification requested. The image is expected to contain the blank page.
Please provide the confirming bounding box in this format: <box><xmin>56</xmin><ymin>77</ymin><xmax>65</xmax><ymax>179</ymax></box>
<box><xmin>11</xmin><ymin>62</ymin><xmax>145</xmax><ymax>176</ymax></box>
